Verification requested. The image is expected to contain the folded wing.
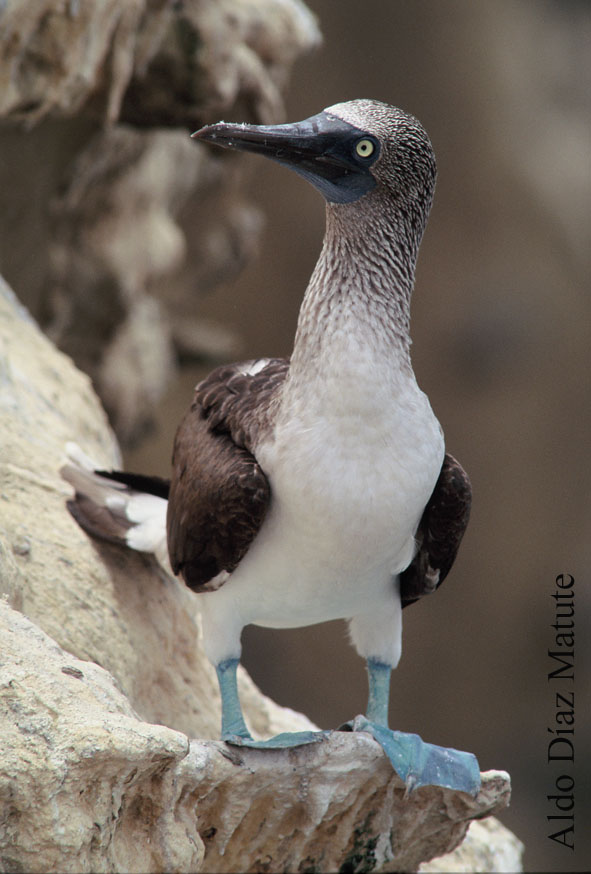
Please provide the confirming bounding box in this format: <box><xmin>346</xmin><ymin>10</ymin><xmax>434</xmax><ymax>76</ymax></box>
<box><xmin>400</xmin><ymin>453</ymin><xmax>472</xmax><ymax>608</ymax></box>
<box><xmin>167</xmin><ymin>358</ymin><xmax>289</xmax><ymax>591</ymax></box>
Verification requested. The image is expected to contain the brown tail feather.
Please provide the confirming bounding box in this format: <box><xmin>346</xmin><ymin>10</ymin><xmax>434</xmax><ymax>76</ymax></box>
<box><xmin>61</xmin><ymin>458</ymin><xmax>136</xmax><ymax>545</ymax></box>
<box><xmin>65</xmin><ymin>496</ymin><xmax>132</xmax><ymax>546</ymax></box>
<box><xmin>61</xmin><ymin>446</ymin><xmax>171</xmax><ymax>575</ymax></box>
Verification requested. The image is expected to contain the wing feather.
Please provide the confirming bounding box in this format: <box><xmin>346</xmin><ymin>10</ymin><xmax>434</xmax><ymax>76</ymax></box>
<box><xmin>400</xmin><ymin>453</ymin><xmax>471</xmax><ymax>608</ymax></box>
<box><xmin>167</xmin><ymin>358</ymin><xmax>288</xmax><ymax>591</ymax></box>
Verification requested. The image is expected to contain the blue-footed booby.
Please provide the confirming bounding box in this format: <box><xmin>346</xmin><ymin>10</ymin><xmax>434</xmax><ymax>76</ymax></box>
<box><xmin>62</xmin><ymin>100</ymin><xmax>480</xmax><ymax>795</ymax></box>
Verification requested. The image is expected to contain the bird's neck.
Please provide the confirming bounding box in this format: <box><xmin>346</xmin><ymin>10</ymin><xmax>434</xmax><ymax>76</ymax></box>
<box><xmin>290</xmin><ymin>193</ymin><xmax>426</xmax><ymax>381</ymax></box>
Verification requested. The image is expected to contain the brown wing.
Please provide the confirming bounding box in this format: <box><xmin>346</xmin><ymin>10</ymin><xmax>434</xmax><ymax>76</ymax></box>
<box><xmin>167</xmin><ymin>358</ymin><xmax>289</xmax><ymax>592</ymax></box>
<box><xmin>400</xmin><ymin>453</ymin><xmax>471</xmax><ymax>609</ymax></box>
<box><xmin>196</xmin><ymin>358</ymin><xmax>289</xmax><ymax>451</ymax></box>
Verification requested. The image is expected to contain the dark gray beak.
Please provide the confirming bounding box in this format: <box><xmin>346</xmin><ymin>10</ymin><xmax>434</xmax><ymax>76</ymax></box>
<box><xmin>192</xmin><ymin>111</ymin><xmax>378</xmax><ymax>204</ymax></box>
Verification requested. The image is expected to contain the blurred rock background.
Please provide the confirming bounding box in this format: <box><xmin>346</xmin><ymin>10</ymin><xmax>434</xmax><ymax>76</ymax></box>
<box><xmin>1</xmin><ymin>1</ymin><xmax>589</xmax><ymax>871</ymax></box>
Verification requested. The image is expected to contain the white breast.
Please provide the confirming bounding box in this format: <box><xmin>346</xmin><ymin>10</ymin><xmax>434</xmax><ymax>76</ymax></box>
<box><xmin>212</xmin><ymin>347</ymin><xmax>444</xmax><ymax>633</ymax></box>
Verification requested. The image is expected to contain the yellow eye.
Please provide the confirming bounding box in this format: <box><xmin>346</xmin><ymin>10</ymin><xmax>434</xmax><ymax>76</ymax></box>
<box><xmin>355</xmin><ymin>138</ymin><xmax>375</xmax><ymax>158</ymax></box>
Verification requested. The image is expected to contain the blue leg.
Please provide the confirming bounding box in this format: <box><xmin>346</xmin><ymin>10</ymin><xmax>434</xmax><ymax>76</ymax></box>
<box><xmin>366</xmin><ymin>658</ymin><xmax>391</xmax><ymax>725</ymax></box>
<box><xmin>216</xmin><ymin>658</ymin><xmax>252</xmax><ymax>740</ymax></box>
<box><xmin>216</xmin><ymin>658</ymin><xmax>328</xmax><ymax>749</ymax></box>
<box><xmin>350</xmin><ymin>659</ymin><xmax>481</xmax><ymax>796</ymax></box>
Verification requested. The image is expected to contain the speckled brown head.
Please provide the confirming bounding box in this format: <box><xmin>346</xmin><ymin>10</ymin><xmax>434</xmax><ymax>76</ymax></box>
<box><xmin>193</xmin><ymin>100</ymin><xmax>439</xmax><ymax>359</ymax></box>
<box><xmin>192</xmin><ymin>99</ymin><xmax>436</xmax><ymax>224</ymax></box>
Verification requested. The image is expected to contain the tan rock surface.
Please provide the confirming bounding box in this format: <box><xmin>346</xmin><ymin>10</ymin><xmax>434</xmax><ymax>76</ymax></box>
<box><xmin>420</xmin><ymin>817</ymin><xmax>524</xmax><ymax>873</ymax></box>
<box><xmin>0</xmin><ymin>601</ymin><xmax>512</xmax><ymax>873</ymax></box>
<box><xmin>184</xmin><ymin>745</ymin><xmax>511</xmax><ymax>873</ymax></box>
<box><xmin>0</xmin><ymin>601</ymin><xmax>199</xmax><ymax>874</ymax></box>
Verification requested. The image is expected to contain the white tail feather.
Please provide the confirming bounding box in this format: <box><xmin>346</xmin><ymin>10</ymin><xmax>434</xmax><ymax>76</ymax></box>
<box><xmin>61</xmin><ymin>443</ymin><xmax>172</xmax><ymax>577</ymax></box>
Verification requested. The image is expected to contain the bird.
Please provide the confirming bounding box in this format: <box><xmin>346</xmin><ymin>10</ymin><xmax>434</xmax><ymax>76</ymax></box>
<box><xmin>61</xmin><ymin>99</ymin><xmax>480</xmax><ymax>795</ymax></box>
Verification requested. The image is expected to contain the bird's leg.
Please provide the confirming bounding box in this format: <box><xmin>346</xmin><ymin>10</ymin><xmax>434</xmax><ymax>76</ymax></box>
<box><xmin>365</xmin><ymin>658</ymin><xmax>391</xmax><ymax>725</ymax></box>
<box><xmin>346</xmin><ymin>609</ymin><xmax>480</xmax><ymax>795</ymax></box>
<box><xmin>216</xmin><ymin>658</ymin><xmax>253</xmax><ymax>740</ymax></box>
<box><xmin>345</xmin><ymin>656</ymin><xmax>481</xmax><ymax>796</ymax></box>
<box><xmin>216</xmin><ymin>658</ymin><xmax>328</xmax><ymax>750</ymax></box>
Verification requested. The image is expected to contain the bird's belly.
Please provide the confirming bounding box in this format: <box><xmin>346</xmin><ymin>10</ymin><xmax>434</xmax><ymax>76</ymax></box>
<box><xmin>226</xmin><ymin>397</ymin><xmax>444</xmax><ymax>628</ymax></box>
<box><xmin>232</xmin><ymin>514</ymin><xmax>403</xmax><ymax>628</ymax></box>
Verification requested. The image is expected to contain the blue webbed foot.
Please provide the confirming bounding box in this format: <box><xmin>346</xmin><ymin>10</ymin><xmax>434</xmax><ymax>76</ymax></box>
<box><xmin>348</xmin><ymin>659</ymin><xmax>481</xmax><ymax>794</ymax></box>
<box><xmin>224</xmin><ymin>729</ymin><xmax>330</xmax><ymax>749</ymax></box>
<box><xmin>345</xmin><ymin>715</ymin><xmax>481</xmax><ymax>796</ymax></box>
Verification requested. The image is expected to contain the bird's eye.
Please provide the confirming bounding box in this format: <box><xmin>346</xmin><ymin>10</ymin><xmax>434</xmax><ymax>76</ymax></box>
<box><xmin>355</xmin><ymin>138</ymin><xmax>375</xmax><ymax>159</ymax></box>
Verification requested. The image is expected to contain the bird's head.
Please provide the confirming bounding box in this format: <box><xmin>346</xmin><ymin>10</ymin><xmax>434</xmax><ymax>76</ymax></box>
<box><xmin>192</xmin><ymin>99</ymin><xmax>437</xmax><ymax>218</ymax></box>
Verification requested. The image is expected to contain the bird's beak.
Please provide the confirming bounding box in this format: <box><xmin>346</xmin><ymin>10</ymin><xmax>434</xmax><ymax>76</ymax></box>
<box><xmin>192</xmin><ymin>111</ymin><xmax>377</xmax><ymax>204</ymax></box>
<box><xmin>192</xmin><ymin>112</ymin><xmax>346</xmax><ymax>170</ymax></box>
